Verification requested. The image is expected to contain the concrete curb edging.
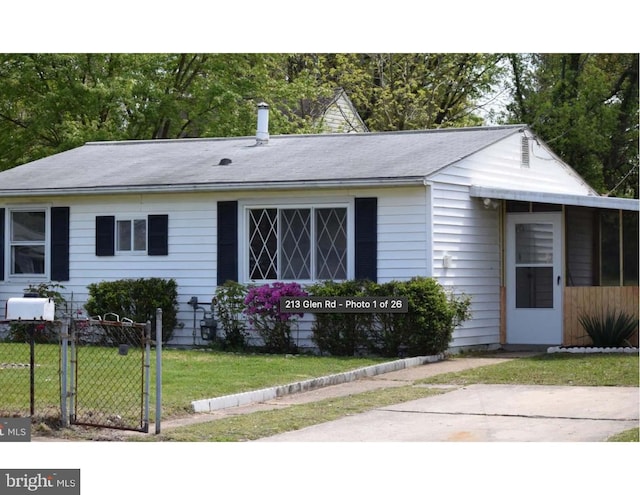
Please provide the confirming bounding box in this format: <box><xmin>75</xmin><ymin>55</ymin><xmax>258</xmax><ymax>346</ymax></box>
<box><xmin>191</xmin><ymin>353</ymin><xmax>445</xmax><ymax>413</ymax></box>
<box><xmin>547</xmin><ymin>346</ymin><xmax>639</xmax><ymax>354</ymax></box>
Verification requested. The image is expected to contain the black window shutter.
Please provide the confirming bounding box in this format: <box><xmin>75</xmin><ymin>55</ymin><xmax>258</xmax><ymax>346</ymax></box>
<box><xmin>217</xmin><ymin>201</ymin><xmax>238</xmax><ymax>284</ymax></box>
<box><xmin>95</xmin><ymin>216</ymin><xmax>115</xmax><ymax>256</ymax></box>
<box><xmin>51</xmin><ymin>207</ymin><xmax>70</xmax><ymax>281</ymax></box>
<box><xmin>355</xmin><ymin>197</ymin><xmax>377</xmax><ymax>282</ymax></box>
<box><xmin>0</xmin><ymin>208</ymin><xmax>5</xmax><ymax>280</ymax></box>
<box><xmin>148</xmin><ymin>215</ymin><xmax>169</xmax><ymax>256</ymax></box>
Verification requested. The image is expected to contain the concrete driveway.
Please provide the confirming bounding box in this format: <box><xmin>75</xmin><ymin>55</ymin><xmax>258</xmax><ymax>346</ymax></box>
<box><xmin>258</xmin><ymin>384</ymin><xmax>639</xmax><ymax>442</ymax></box>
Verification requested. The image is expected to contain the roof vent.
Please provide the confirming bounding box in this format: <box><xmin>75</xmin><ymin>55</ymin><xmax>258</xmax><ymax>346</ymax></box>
<box><xmin>256</xmin><ymin>102</ymin><xmax>269</xmax><ymax>145</ymax></box>
<box><xmin>218</xmin><ymin>158</ymin><xmax>232</xmax><ymax>166</ymax></box>
<box><xmin>521</xmin><ymin>136</ymin><xmax>530</xmax><ymax>168</ymax></box>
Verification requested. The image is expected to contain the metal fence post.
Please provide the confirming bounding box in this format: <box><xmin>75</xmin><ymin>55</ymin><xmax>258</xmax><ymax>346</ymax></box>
<box><xmin>144</xmin><ymin>321</ymin><xmax>151</xmax><ymax>433</ymax></box>
<box><xmin>29</xmin><ymin>324</ymin><xmax>35</xmax><ymax>417</ymax></box>
<box><xmin>60</xmin><ymin>314</ymin><xmax>70</xmax><ymax>428</ymax></box>
<box><xmin>69</xmin><ymin>319</ymin><xmax>76</xmax><ymax>425</ymax></box>
<box><xmin>155</xmin><ymin>308</ymin><xmax>162</xmax><ymax>434</ymax></box>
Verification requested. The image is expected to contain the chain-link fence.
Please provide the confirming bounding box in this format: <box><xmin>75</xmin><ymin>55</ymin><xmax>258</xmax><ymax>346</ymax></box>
<box><xmin>1</xmin><ymin>314</ymin><xmax>154</xmax><ymax>433</ymax></box>
<box><xmin>0</xmin><ymin>321</ymin><xmax>63</xmax><ymax>426</ymax></box>
<box><xmin>70</xmin><ymin>316</ymin><xmax>151</xmax><ymax>432</ymax></box>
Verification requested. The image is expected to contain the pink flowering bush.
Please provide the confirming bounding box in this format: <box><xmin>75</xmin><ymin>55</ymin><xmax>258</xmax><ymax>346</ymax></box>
<box><xmin>243</xmin><ymin>282</ymin><xmax>308</xmax><ymax>353</ymax></box>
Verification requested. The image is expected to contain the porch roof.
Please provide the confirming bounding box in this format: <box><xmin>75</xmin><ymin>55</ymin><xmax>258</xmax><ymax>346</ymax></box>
<box><xmin>470</xmin><ymin>186</ymin><xmax>639</xmax><ymax>211</ymax></box>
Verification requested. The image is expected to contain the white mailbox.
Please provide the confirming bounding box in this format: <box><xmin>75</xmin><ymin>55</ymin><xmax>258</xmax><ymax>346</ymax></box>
<box><xmin>5</xmin><ymin>297</ymin><xmax>55</xmax><ymax>321</ymax></box>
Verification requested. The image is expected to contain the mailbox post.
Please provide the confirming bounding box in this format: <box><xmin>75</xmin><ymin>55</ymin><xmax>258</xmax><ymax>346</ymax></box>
<box><xmin>5</xmin><ymin>296</ymin><xmax>56</xmax><ymax>416</ymax></box>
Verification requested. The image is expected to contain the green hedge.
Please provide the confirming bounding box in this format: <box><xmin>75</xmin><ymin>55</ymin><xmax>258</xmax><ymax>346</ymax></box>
<box><xmin>308</xmin><ymin>277</ymin><xmax>471</xmax><ymax>357</ymax></box>
<box><xmin>84</xmin><ymin>278</ymin><xmax>179</xmax><ymax>343</ymax></box>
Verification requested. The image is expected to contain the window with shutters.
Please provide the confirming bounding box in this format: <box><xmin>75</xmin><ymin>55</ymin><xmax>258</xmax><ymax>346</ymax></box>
<box><xmin>9</xmin><ymin>208</ymin><xmax>47</xmax><ymax>276</ymax></box>
<box><xmin>96</xmin><ymin>214</ymin><xmax>167</xmax><ymax>257</ymax></box>
<box><xmin>117</xmin><ymin>218</ymin><xmax>147</xmax><ymax>252</ymax></box>
<box><xmin>247</xmin><ymin>206</ymin><xmax>348</xmax><ymax>281</ymax></box>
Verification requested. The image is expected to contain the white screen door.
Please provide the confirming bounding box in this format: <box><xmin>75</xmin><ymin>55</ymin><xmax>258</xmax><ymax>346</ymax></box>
<box><xmin>506</xmin><ymin>212</ymin><xmax>563</xmax><ymax>344</ymax></box>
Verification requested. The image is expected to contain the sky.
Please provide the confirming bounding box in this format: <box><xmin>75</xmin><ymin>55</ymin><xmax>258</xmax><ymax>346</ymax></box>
<box><xmin>2</xmin><ymin>2</ymin><xmax>637</xmax><ymax>53</ymax></box>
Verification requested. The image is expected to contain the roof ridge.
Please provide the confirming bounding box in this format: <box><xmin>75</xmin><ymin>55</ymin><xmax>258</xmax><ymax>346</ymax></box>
<box><xmin>84</xmin><ymin>125</ymin><xmax>527</xmax><ymax>146</ymax></box>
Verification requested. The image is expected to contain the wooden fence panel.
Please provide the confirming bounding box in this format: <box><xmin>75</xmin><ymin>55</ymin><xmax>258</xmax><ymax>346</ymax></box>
<box><xmin>563</xmin><ymin>286</ymin><xmax>639</xmax><ymax>346</ymax></box>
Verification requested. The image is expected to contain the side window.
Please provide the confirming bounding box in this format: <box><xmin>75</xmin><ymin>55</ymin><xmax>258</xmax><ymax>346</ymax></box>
<box><xmin>96</xmin><ymin>215</ymin><xmax>167</xmax><ymax>257</ymax></box>
<box><xmin>10</xmin><ymin>210</ymin><xmax>46</xmax><ymax>275</ymax></box>
<box><xmin>117</xmin><ymin>219</ymin><xmax>147</xmax><ymax>252</ymax></box>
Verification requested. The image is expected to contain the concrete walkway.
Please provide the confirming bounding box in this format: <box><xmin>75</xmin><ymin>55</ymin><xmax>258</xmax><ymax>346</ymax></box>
<box><xmin>157</xmin><ymin>353</ymin><xmax>523</xmax><ymax>430</ymax></box>
<box><xmin>258</xmin><ymin>383</ymin><xmax>639</xmax><ymax>441</ymax></box>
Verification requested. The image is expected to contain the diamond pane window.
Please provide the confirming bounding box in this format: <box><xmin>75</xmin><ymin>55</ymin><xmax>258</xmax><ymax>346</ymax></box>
<box><xmin>281</xmin><ymin>209</ymin><xmax>311</xmax><ymax>279</ymax></box>
<box><xmin>247</xmin><ymin>206</ymin><xmax>348</xmax><ymax>281</ymax></box>
<box><xmin>249</xmin><ymin>208</ymin><xmax>278</xmax><ymax>279</ymax></box>
<box><xmin>316</xmin><ymin>208</ymin><xmax>347</xmax><ymax>279</ymax></box>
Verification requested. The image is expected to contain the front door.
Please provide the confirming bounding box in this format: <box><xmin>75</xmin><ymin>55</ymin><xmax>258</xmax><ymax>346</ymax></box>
<box><xmin>506</xmin><ymin>212</ymin><xmax>563</xmax><ymax>345</ymax></box>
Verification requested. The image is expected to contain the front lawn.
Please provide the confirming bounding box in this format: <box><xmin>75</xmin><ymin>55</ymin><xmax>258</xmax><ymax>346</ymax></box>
<box><xmin>418</xmin><ymin>353</ymin><xmax>639</xmax><ymax>387</ymax></box>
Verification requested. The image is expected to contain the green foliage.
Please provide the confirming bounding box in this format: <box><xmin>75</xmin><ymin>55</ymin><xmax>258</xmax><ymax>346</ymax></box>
<box><xmin>84</xmin><ymin>278</ymin><xmax>178</xmax><ymax>343</ymax></box>
<box><xmin>243</xmin><ymin>282</ymin><xmax>308</xmax><ymax>354</ymax></box>
<box><xmin>370</xmin><ymin>277</ymin><xmax>471</xmax><ymax>357</ymax></box>
<box><xmin>0</xmin><ymin>53</ymin><xmax>507</xmax><ymax>172</ymax></box>
<box><xmin>578</xmin><ymin>310</ymin><xmax>638</xmax><ymax>347</ymax></box>
<box><xmin>504</xmin><ymin>53</ymin><xmax>638</xmax><ymax>198</ymax></box>
<box><xmin>212</xmin><ymin>281</ymin><xmax>250</xmax><ymax>351</ymax></box>
<box><xmin>308</xmin><ymin>277</ymin><xmax>471</xmax><ymax>357</ymax></box>
<box><xmin>6</xmin><ymin>282</ymin><xmax>67</xmax><ymax>343</ymax></box>
<box><xmin>307</xmin><ymin>279</ymin><xmax>375</xmax><ymax>356</ymax></box>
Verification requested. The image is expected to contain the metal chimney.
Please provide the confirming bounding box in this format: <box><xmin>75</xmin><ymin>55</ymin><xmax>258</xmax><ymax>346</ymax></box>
<box><xmin>256</xmin><ymin>102</ymin><xmax>269</xmax><ymax>145</ymax></box>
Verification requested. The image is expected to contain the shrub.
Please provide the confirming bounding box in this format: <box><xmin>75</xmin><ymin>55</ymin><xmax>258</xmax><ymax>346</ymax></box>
<box><xmin>212</xmin><ymin>281</ymin><xmax>250</xmax><ymax>351</ymax></box>
<box><xmin>578</xmin><ymin>310</ymin><xmax>638</xmax><ymax>347</ymax></box>
<box><xmin>309</xmin><ymin>277</ymin><xmax>471</xmax><ymax>357</ymax></box>
<box><xmin>369</xmin><ymin>277</ymin><xmax>471</xmax><ymax>357</ymax></box>
<box><xmin>308</xmin><ymin>279</ymin><xmax>375</xmax><ymax>356</ymax></box>
<box><xmin>84</xmin><ymin>278</ymin><xmax>179</xmax><ymax>343</ymax></box>
<box><xmin>243</xmin><ymin>282</ymin><xmax>308</xmax><ymax>353</ymax></box>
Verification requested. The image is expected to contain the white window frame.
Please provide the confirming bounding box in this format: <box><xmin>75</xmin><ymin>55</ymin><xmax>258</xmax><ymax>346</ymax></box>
<box><xmin>6</xmin><ymin>206</ymin><xmax>50</xmax><ymax>279</ymax></box>
<box><xmin>115</xmin><ymin>218</ymin><xmax>147</xmax><ymax>254</ymax></box>
<box><xmin>239</xmin><ymin>199</ymin><xmax>354</xmax><ymax>283</ymax></box>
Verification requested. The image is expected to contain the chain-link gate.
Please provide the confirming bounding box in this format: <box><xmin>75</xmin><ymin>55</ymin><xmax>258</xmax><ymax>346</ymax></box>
<box><xmin>69</xmin><ymin>315</ymin><xmax>151</xmax><ymax>433</ymax></box>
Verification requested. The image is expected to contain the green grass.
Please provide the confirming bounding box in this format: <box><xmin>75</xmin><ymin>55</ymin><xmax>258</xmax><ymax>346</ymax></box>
<box><xmin>156</xmin><ymin>349</ymin><xmax>388</xmax><ymax>417</ymax></box>
<box><xmin>418</xmin><ymin>353</ymin><xmax>639</xmax><ymax>387</ymax></box>
<box><xmin>144</xmin><ymin>385</ymin><xmax>444</xmax><ymax>442</ymax></box>
<box><xmin>0</xmin><ymin>343</ymin><xmax>390</xmax><ymax>419</ymax></box>
<box><xmin>607</xmin><ymin>427</ymin><xmax>639</xmax><ymax>442</ymax></box>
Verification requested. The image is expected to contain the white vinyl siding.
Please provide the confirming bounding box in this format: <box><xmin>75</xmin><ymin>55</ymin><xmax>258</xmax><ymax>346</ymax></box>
<box><xmin>376</xmin><ymin>188</ymin><xmax>429</xmax><ymax>282</ymax></box>
<box><xmin>428</xmin><ymin>181</ymin><xmax>502</xmax><ymax>348</ymax></box>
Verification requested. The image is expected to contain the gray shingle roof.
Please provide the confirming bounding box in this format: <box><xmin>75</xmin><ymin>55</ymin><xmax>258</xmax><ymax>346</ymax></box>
<box><xmin>0</xmin><ymin>125</ymin><xmax>525</xmax><ymax>195</ymax></box>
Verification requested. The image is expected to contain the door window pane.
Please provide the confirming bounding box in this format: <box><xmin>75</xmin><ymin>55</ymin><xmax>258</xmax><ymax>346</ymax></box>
<box><xmin>516</xmin><ymin>267</ymin><xmax>553</xmax><ymax>308</ymax></box>
<box><xmin>516</xmin><ymin>223</ymin><xmax>553</xmax><ymax>264</ymax></box>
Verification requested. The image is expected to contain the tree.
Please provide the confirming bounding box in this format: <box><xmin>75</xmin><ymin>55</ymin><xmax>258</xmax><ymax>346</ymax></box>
<box><xmin>0</xmin><ymin>53</ymin><xmax>321</xmax><ymax>171</ymax></box>
<box><xmin>307</xmin><ymin>53</ymin><xmax>507</xmax><ymax>131</ymax></box>
<box><xmin>503</xmin><ymin>53</ymin><xmax>639</xmax><ymax>198</ymax></box>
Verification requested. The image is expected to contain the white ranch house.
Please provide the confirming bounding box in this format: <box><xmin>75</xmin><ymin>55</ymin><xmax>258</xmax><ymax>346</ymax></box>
<box><xmin>1</xmin><ymin>112</ymin><xmax>638</xmax><ymax>350</ymax></box>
